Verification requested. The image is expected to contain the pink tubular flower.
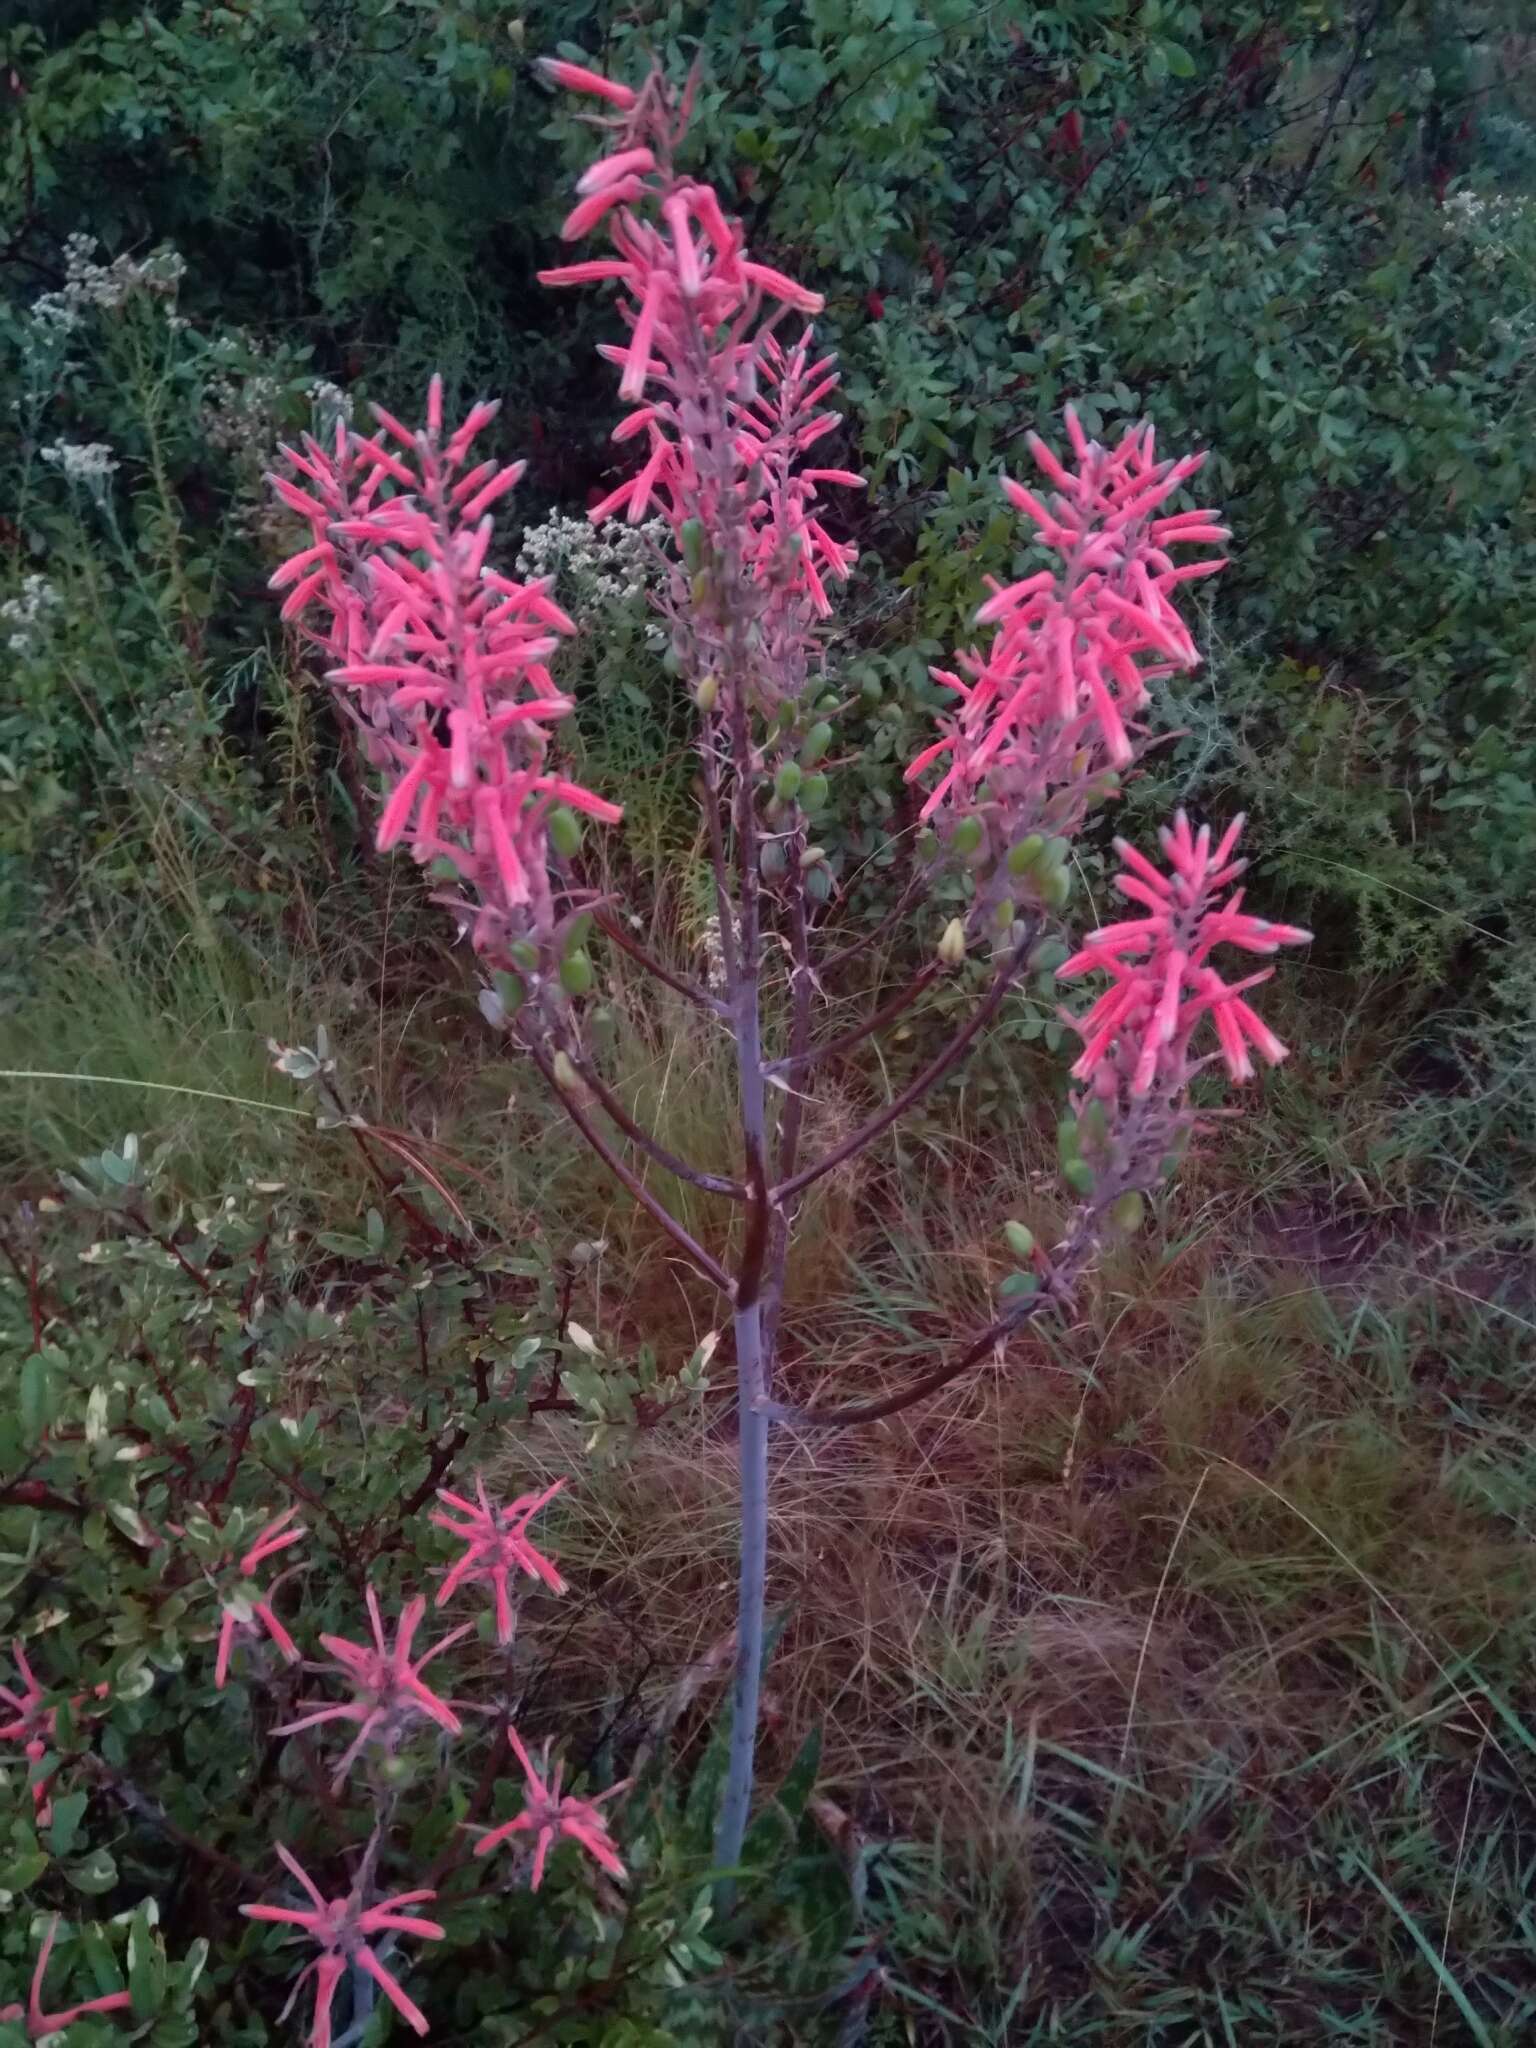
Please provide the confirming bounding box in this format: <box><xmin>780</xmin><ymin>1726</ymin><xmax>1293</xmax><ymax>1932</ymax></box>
<box><xmin>213</xmin><ymin>1505</ymin><xmax>307</xmax><ymax>1689</ymax></box>
<box><xmin>1060</xmin><ymin>813</ymin><xmax>1312</xmax><ymax>1098</ymax></box>
<box><xmin>539</xmin><ymin>56</ymin><xmax>861</xmax><ymax>715</ymax></box>
<box><xmin>473</xmin><ymin>1725</ymin><xmax>629</xmax><ymax>1890</ymax></box>
<box><xmin>535</xmin><ymin>56</ymin><xmax>638</xmax><ymax>110</ymax></box>
<box><xmin>430</xmin><ymin>1477</ymin><xmax>567</xmax><ymax>1645</ymax></box>
<box><xmin>241</xmin><ymin>1844</ymin><xmax>444</xmax><ymax>2048</ymax></box>
<box><xmin>266</xmin><ymin>380</ymin><xmax>621</xmax><ymax>966</ymax></box>
<box><xmin>0</xmin><ymin>1917</ymin><xmax>133</xmax><ymax>2038</ymax></box>
<box><xmin>905</xmin><ymin>411</ymin><xmax>1227</xmax><ymax>857</ymax></box>
<box><xmin>274</xmin><ymin>1588</ymin><xmax>469</xmax><ymax>1786</ymax></box>
<box><xmin>0</xmin><ymin>1644</ymin><xmax>107</xmax><ymax>1828</ymax></box>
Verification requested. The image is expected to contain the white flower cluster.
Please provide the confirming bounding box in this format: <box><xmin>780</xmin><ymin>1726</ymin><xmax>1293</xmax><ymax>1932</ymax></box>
<box><xmin>514</xmin><ymin>511</ymin><xmax>668</xmax><ymax>615</ymax></box>
<box><xmin>200</xmin><ymin>330</ymin><xmax>284</xmax><ymax>457</ymax></box>
<box><xmin>0</xmin><ymin>573</ymin><xmax>61</xmax><ymax>656</ymax></box>
<box><xmin>1442</xmin><ymin>189</ymin><xmax>1535</xmax><ymax>275</ymax></box>
<box><xmin>308</xmin><ymin>379</ymin><xmax>353</xmax><ymax>436</ymax></box>
<box><xmin>30</xmin><ymin>232</ymin><xmax>187</xmax><ymax>333</ymax></box>
<box><xmin>40</xmin><ymin>440</ymin><xmax>119</xmax><ymax>489</ymax></box>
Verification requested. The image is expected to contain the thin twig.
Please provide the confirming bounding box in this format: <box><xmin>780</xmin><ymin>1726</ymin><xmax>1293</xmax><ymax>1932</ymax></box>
<box><xmin>772</xmin><ymin>934</ymin><xmax>1032</xmax><ymax>1204</ymax></box>
<box><xmin>566</xmin><ymin>1045</ymin><xmax>746</xmax><ymax>1199</ymax></box>
<box><xmin>592</xmin><ymin>908</ymin><xmax>724</xmax><ymax>1015</ymax></box>
<box><xmin>525</xmin><ymin>1042</ymin><xmax>732</xmax><ymax>1296</ymax></box>
<box><xmin>761</xmin><ymin>1285</ymin><xmax>1057</xmax><ymax>1429</ymax></box>
<box><xmin>766</xmin><ymin>960</ymin><xmax>940</xmax><ymax>1077</ymax></box>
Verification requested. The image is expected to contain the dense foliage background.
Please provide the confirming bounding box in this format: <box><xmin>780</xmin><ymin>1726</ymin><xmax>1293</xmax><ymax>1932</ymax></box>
<box><xmin>3</xmin><ymin>2</ymin><xmax>1535</xmax><ymax>2042</ymax></box>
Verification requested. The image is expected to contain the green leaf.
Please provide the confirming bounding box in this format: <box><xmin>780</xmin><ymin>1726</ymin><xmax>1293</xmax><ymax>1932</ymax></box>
<box><xmin>64</xmin><ymin>1847</ymin><xmax>119</xmax><ymax>1894</ymax></box>
<box><xmin>47</xmin><ymin>1789</ymin><xmax>89</xmax><ymax>1857</ymax></box>
<box><xmin>20</xmin><ymin>1352</ymin><xmax>54</xmax><ymax>1442</ymax></box>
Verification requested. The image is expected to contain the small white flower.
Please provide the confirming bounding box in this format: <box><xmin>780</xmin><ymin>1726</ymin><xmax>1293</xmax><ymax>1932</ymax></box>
<box><xmin>40</xmin><ymin>440</ymin><xmax>119</xmax><ymax>489</ymax></box>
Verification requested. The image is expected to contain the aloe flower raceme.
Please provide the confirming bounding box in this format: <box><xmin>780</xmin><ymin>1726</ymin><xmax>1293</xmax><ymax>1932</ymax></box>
<box><xmin>0</xmin><ymin>1917</ymin><xmax>132</xmax><ymax>2038</ymax></box>
<box><xmin>267</xmin><ymin>381</ymin><xmax>622</xmax><ymax>957</ymax></box>
<box><xmin>275</xmin><ymin>1587</ymin><xmax>469</xmax><ymax>1786</ymax></box>
<box><xmin>431</xmin><ymin>1477</ymin><xmax>567</xmax><ymax>1645</ymax></box>
<box><xmin>474</xmin><ymin>1724</ymin><xmax>629</xmax><ymax>1889</ymax></box>
<box><xmin>213</xmin><ymin>1505</ymin><xmax>307</xmax><ymax>1689</ymax></box>
<box><xmin>1060</xmin><ymin>813</ymin><xmax>1312</xmax><ymax>1102</ymax></box>
<box><xmin>538</xmin><ymin>56</ymin><xmax>861</xmax><ymax>715</ymax></box>
<box><xmin>907</xmin><ymin>411</ymin><xmax>1227</xmax><ymax>894</ymax></box>
<box><xmin>241</xmin><ymin>1844</ymin><xmax>444</xmax><ymax>2048</ymax></box>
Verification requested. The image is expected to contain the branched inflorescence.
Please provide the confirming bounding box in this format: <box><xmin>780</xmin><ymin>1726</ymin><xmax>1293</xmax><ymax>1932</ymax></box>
<box><xmin>906</xmin><ymin>411</ymin><xmax>1230</xmax><ymax>933</ymax></box>
<box><xmin>254</xmin><ymin>47</ymin><xmax>1314</xmax><ymax>1928</ymax></box>
<box><xmin>268</xmin><ymin>383</ymin><xmax>621</xmax><ymax>968</ymax></box>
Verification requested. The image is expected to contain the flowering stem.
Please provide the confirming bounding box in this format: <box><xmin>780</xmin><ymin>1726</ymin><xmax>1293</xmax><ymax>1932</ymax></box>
<box><xmin>713</xmin><ymin>639</ymin><xmax>777</xmax><ymax>1892</ymax></box>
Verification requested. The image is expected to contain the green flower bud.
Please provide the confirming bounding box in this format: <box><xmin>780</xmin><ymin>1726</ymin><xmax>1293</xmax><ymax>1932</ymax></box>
<box><xmin>694</xmin><ymin>673</ymin><xmax>720</xmax><ymax>712</ymax></box>
<box><xmin>560</xmin><ymin>950</ymin><xmax>594</xmax><ymax>996</ymax></box>
<box><xmin>800</xmin><ymin>772</ymin><xmax>829</xmax><ymax>814</ymax></box>
<box><xmin>804</xmin><ymin>863</ymin><xmax>833</xmax><ymax>903</ymax></box>
<box><xmin>999</xmin><ymin>1271</ymin><xmax>1039</xmax><ymax>1301</ymax></box>
<box><xmin>1063</xmin><ymin>1157</ymin><xmax>1095</xmax><ymax>1196</ymax></box>
<box><xmin>679</xmin><ymin>517</ymin><xmax>706</xmax><ymax>572</ymax></box>
<box><xmin>1110</xmin><ymin>1190</ymin><xmax>1146</xmax><ymax>1234</ymax></box>
<box><xmin>952</xmin><ymin>816</ymin><xmax>984</xmax><ymax>858</ymax></box>
<box><xmin>994</xmin><ymin>896</ymin><xmax>1015</xmax><ymax>928</ymax></box>
<box><xmin>1041</xmin><ymin>865</ymin><xmax>1071</xmax><ymax>910</ymax></box>
<box><xmin>1008</xmin><ymin>833</ymin><xmax>1045</xmax><ymax>876</ymax></box>
<box><xmin>563</xmin><ymin>912</ymin><xmax>593</xmax><ymax>955</ymax></box>
<box><xmin>774</xmin><ymin>761</ymin><xmax>803</xmax><ymax>803</ymax></box>
<box><xmin>1003</xmin><ymin>1220</ymin><xmax>1035</xmax><ymax>1261</ymax></box>
<box><xmin>1057</xmin><ymin>1116</ymin><xmax>1082</xmax><ymax>1167</ymax></box>
<box><xmin>510</xmin><ymin>938</ymin><xmax>540</xmax><ymax>973</ymax></box>
<box><xmin>551</xmin><ymin>1051</ymin><xmax>580</xmax><ymax>1092</ymax></box>
<box><xmin>918</xmin><ymin>828</ymin><xmax>940</xmax><ymax>862</ymax></box>
<box><xmin>801</xmin><ymin>720</ymin><xmax>833</xmax><ymax>767</ymax></box>
<box><xmin>1081</xmin><ymin>1099</ymin><xmax>1109</xmax><ymax>1149</ymax></box>
<box><xmin>938</xmin><ymin>917</ymin><xmax>967</xmax><ymax>968</ymax></box>
<box><xmin>493</xmin><ymin>970</ymin><xmax>525</xmax><ymax>1018</ymax></box>
<box><xmin>547</xmin><ymin>805</ymin><xmax>582</xmax><ymax>859</ymax></box>
<box><xmin>760</xmin><ymin>839</ymin><xmax>788</xmax><ymax>881</ymax></box>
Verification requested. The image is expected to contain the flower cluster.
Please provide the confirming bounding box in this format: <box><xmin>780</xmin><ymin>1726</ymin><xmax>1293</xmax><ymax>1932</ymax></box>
<box><xmin>241</xmin><ymin>1845</ymin><xmax>445</xmax><ymax>2047</ymax></box>
<box><xmin>430</xmin><ymin>1476</ymin><xmax>566</xmax><ymax>1645</ymax></box>
<box><xmin>537</xmin><ymin>55</ymin><xmax>862</xmax><ymax>713</ymax></box>
<box><xmin>0</xmin><ymin>573</ymin><xmax>61</xmax><ymax>656</ymax></box>
<box><xmin>217</xmin><ymin>1474</ymin><xmax>626</xmax><ymax>2046</ymax></box>
<box><xmin>1059</xmin><ymin>812</ymin><xmax>1311</xmax><ymax>1103</ymax></box>
<box><xmin>266</xmin><ymin>381</ymin><xmax>622</xmax><ymax>957</ymax></box>
<box><xmin>40</xmin><ymin>439</ymin><xmax>120</xmax><ymax>490</ymax></box>
<box><xmin>473</xmin><ymin>1726</ymin><xmax>629</xmax><ymax>1889</ymax></box>
<box><xmin>211</xmin><ymin>1505</ymin><xmax>307</xmax><ymax>1689</ymax></box>
<box><xmin>29</xmin><ymin>232</ymin><xmax>186</xmax><ymax>333</ymax></box>
<box><xmin>514</xmin><ymin>509</ymin><xmax>667</xmax><ymax>614</ymax></box>
<box><xmin>1</xmin><ymin>1642</ymin><xmax>108</xmax><ymax>1829</ymax></box>
<box><xmin>907</xmin><ymin>411</ymin><xmax>1226</xmax><ymax>873</ymax></box>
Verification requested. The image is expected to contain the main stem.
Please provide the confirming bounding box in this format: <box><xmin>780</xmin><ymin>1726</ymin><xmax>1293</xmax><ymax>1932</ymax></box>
<box><xmin>714</xmin><ymin>750</ymin><xmax>772</xmax><ymax>1893</ymax></box>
